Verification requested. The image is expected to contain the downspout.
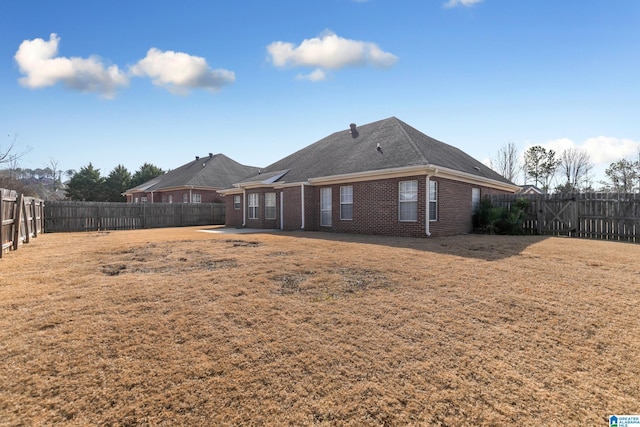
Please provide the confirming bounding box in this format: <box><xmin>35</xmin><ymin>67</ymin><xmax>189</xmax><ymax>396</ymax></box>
<box><xmin>189</xmin><ymin>186</ymin><xmax>193</xmax><ymax>203</ymax></box>
<box><xmin>242</xmin><ymin>189</ymin><xmax>246</xmax><ymax>227</ymax></box>
<box><xmin>300</xmin><ymin>183</ymin><xmax>305</xmax><ymax>230</ymax></box>
<box><xmin>425</xmin><ymin>175</ymin><xmax>431</xmax><ymax>237</ymax></box>
<box><xmin>280</xmin><ymin>191</ymin><xmax>284</xmax><ymax>230</ymax></box>
<box><xmin>150</xmin><ymin>191</ymin><xmax>154</xmax><ymax>203</ymax></box>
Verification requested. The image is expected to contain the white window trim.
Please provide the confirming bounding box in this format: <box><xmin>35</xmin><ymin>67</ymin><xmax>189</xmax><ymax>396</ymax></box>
<box><xmin>399</xmin><ymin>180</ymin><xmax>418</xmax><ymax>222</ymax></box>
<box><xmin>340</xmin><ymin>185</ymin><xmax>353</xmax><ymax>220</ymax></box>
<box><xmin>248</xmin><ymin>193</ymin><xmax>259</xmax><ymax>219</ymax></box>
<box><xmin>265</xmin><ymin>192</ymin><xmax>276</xmax><ymax>220</ymax></box>
<box><xmin>429</xmin><ymin>181</ymin><xmax>438</xmax><ymax>222</ymax></box>
<box><xmin>320</xmin><ymin>187</ymin><xmax>332</xmax><ymax>227</ymax></box>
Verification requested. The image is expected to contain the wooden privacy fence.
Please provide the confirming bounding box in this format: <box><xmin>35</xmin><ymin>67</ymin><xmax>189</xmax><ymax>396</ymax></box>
<box><xmin>1</xmin><ymin>188</ymin><xmax>45</xmax><ymax>258</ymax></box>
<box><xmin>490</xmin><ymin>193</ymin><xmax>640</xmax><ymax>243</ymax></box>
<box><xmin>45</xmin><ymin>201</ymin><xmax>225</xmax><ymax>232</ymax></box>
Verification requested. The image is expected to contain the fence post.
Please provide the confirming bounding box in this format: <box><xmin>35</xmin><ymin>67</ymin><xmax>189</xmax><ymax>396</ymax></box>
<box><xmin>13</xmin><ymin>193</ymin><xmax>24</xmax><ymax>251</ymax></box>
<box><xmin>0</xmin><ymin>190</ymin><xmax>4</xmax><ymax>258</ymax></box>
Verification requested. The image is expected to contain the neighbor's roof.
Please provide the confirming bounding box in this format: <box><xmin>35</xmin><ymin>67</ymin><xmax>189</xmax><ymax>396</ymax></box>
<box><xmin>234</xmin><ymin>117</ymin><xmax>514</xmax><ymax>187</ymax></box>
<box><xmin>125</xmin><ymin>154</ymin><xmax>260</xmax><ymax>194</ymax></box>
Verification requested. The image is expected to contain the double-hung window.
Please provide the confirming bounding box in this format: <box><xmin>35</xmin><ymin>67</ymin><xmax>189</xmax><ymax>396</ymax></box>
<box><xmin>340</xmin><ymin>186</ymin><xmax>353</xmax><ymax>220</ymax></box>
<box><xmin>320</xmin><ymin>188</ymin><xmax>332</xmax><ymax>226</ymax></box>
<box><xmin>265</xmin><ymin>192</ymin><xmax>276</xmax><ymax>219</ymax></box>
<box><xmin>429</xmin><ymin>181</ymin><xmax>438</xmax><ymax>221</ymax></box>
<box><xmin>399</xmin><ymin>180</ymin><xmax>418</xmax><ymax>222</ymax></box>
<box><xmin>193</xmin><ymin>193</ymin><xmax>202</xmax><ymax>204</ymax></box>
<box><xmin>233</xmin><ymin>195</ymin><xmax>241</xmax><ymax>210</ymax></box>
<box><xmin>248</xmin><ymin>193</ymin><xmax>259</xmax><ymax>219</ymax></box>
<box><xmin>471</xmin><ymin>188</ymin><xmax>480</xmax><ymax>214</ymax></box>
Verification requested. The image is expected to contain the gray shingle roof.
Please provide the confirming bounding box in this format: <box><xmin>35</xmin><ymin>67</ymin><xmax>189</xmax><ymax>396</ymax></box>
<box><xmin>237</xmin><ymin>117</ymin><xmax>513</xmax><ymax>186</ymax></box>
<box><xmin>127</xmin><ymin>154</ymin><xmax>260</xmax><ymax>193</ymax></box>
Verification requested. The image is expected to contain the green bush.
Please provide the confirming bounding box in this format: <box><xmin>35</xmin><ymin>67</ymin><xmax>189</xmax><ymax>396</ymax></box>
<box><xmin>474</xmin><ymin>197</ymin><xmax>530</xmax><ymax>235</ymax></box>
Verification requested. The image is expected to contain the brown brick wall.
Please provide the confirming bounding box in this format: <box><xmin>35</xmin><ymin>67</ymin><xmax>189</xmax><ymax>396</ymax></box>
<box><xmin>223</xmin><ymin>178</ymin><xmax>513</xmax><ymax>237</ymax></box>
<box><xmin>225</xmin><ymin>194</ymin><xmax>244</xmax><ymax>227</ymax></box>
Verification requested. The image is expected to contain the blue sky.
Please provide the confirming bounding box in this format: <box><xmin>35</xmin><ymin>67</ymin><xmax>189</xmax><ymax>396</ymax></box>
<box><xmin>2</xmin><ymin>0</ymin><xmax>639</xmax><ymax>185</ymax></box>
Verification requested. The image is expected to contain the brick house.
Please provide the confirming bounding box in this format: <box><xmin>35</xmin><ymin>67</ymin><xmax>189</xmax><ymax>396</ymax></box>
<box><xmin>124</xmin><ymin>153</ymin><xmax>260</xmax><ymax>204</ymax></box>
<box><xmin>219</xmin><ymin>117</ymin><xmax>519</xmax><ymax>237</ymax></box>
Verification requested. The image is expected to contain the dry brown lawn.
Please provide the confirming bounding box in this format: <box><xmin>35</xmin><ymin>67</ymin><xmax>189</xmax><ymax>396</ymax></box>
<box><xmin>1</xmin><ymin>226</ymin><xmax>639</xmax><ymax>426</ymax></box>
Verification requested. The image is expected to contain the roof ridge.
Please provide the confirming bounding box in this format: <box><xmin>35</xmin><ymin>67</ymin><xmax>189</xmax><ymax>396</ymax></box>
<box><xmin>391</xmin><ymin>117</ymin><xmax>429</xmax><ymax>164</ymax></box>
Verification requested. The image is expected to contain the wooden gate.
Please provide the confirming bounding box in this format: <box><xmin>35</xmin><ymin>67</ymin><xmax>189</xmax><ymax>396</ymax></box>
<box><xmin>490</xmin><ymin>193</ymin><xmax>640</xmax><ymax>242</ymax></box>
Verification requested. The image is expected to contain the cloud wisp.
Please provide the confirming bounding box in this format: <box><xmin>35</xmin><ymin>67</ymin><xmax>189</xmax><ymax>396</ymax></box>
<box><xmin>14</xmin><ymin>33</ymin><xmax>128</xmax><ymax>99</ymax></box>
<box><xmin>267</xmin><ymin>31</ymin><xmax>398</xmax><ymax>81</ymax></box>
<box><xmin>15</xmin><ymin>34</ymin><xmax>235</xmax><ymax>98</ymax></box>
<box><xmin>130</xmin><ymin>48</ymin><xmax>235</xmax><ymax>95</ymax></box>
<box><xmin>444</xmin><ymin>0</ymin><xmax>483</xmax><ymax>8</ymax></box>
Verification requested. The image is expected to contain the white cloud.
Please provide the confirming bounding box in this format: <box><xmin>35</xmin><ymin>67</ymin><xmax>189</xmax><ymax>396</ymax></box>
<box><xmin>14</xmin><ymin>33</ymin><xmax>128</xmax><ymax>99</ymax></box>
<box><xmin>266</xmin><ymin>31</ymin><xmax>398</xmax><ymax>77</ymax></box>
<box><xmin>130</xmin><ymin>48</ymin><xmax>235</xmax><ymax>95</ymax></box>
<box><xmin>444</xmin><ymin>0</ymin><xmax>483</xmax><ymax>8</ymax></box>
<box><xmin>296</xmin><ymin>69</ymin><xmax>327</xmax><ymax>82</ymax></box>
<box><xmin>536</xmin><ymin>137</ymin><xmax>640</xmax><ymax>165</ymax></box>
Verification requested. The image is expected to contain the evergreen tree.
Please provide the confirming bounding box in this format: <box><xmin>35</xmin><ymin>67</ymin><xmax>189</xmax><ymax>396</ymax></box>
<box><xmin>65</xmin><ymin>163</ymin><xmax>105</xmax><ymax>201</ymax></box>
<box><xmin>523</xmin><ymin>146</ymin><xmax>559</xmax><ymax>192</ymax></box>
<box><xmin>104</xmin><ymin>164</ymin><xmax>132</xmax><ymax>202</ymax></box>
<box><xmin>130</xmin><ymin>163</ymin><xmax>164</xmax><ymax>188</ymax></box>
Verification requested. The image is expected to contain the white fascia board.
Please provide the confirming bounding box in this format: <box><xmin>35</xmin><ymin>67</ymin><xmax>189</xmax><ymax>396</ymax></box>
<box><xmin>217</xmin><ymin>188</ymin><xmax>243</xmax><ymax>196</ymax></box>
<box><xmin>307</xmin><ymin>165</ymin><xmax>432</xmax><ymax>185</ymax></box>
<box><xmin>431</xmin><ymin>166</ymin><xmax>520</xmax><ymax>192</ymax></box>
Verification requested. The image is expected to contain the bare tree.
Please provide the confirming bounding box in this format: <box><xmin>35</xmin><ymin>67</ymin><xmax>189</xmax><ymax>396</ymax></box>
<box><xmin>490</xmin><ymin>141</ymin><xmax>520</xmax><ymax>183</ymax></box>
<box><xmin>48</xmin><ymin>158</ymin><xmax>60</xmax><ymax>189</ymax></box>
<box><xmin>1</xmin><ymin>134</ymin><xmax>32</xmax><ymax>166</ymax></box>
<box><xmin>557</xmin><ymin>148</ymin><xmax>593</xmax><ymax>192</ymax></box>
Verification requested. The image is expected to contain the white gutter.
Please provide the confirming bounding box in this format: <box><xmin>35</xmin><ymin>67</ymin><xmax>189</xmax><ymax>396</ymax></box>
<box><xmin>425</xmin><ymin>175</ymin><xmax>431</xmax><ymax>237</ymax></box>
<box><xmin>280</xmin><ymin>191</ymin><xmax>284</xmax><ymax>230</ymax></box>
<box><xmin>300</xmin><ymin>183</ymin><xmax>305</xmax><ymax>230</ymax></box>
<box><xmin>242</xmin><ymin>188</ymin><xmax>246</xmax><ymax>227</ymax></box>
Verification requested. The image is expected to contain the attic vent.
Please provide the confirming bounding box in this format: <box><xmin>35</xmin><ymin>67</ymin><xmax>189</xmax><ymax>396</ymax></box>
<box><xmin>349</xmin><ymin>123</ymin><xmax>359</xmax><ymax>139</ymax></box>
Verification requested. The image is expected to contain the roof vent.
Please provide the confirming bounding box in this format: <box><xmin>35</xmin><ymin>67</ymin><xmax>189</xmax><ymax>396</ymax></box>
<box><xmin>473</xmin><ymin>166</ymin><xmax>481</xmax><ymax>171</ymax></box>
<box><xmin>195</xmin><ymin>156</ymin><xmax>200</xmax><ymax>161</ymax></box>
<box><xmin>209</xmin><ymin>153</ymin><xmax>213</xmax><ymax>158</ymax></box>
<box><xmin>349</xmin><ymin>123</ymin><xmax>359</xmax><ymax>139</ymax></box>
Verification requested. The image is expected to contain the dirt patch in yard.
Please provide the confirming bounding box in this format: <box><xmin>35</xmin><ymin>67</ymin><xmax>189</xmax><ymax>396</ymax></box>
<box><xmin>1</xmin><ymin>227</ymin><xmax>639</xmax><ymax>426</ymax></box>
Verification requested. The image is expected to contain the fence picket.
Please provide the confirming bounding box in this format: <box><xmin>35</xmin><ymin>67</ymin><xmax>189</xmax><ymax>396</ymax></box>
<box><xmin>490</xmin><ymin>192</ymin><xmax>640</xmax><ymax>243</ymax></box>
<box><xmin>44</xmin><ymin>201</ymin><xmax>225</xmax><ymax>232</ymax></box>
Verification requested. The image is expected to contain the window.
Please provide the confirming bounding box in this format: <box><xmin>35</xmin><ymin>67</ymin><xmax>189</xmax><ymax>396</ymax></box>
<box><xmin>340</xmin><ymin>186</ymin><xmax>353</xmax><ymax>220</ymax></box>
<box><xmin>134</xmin><ymin>197</ymin><xmax>139</xmax><ymax>203</ymax></box>
<box><xmin>183</xmin><ymin>194</ymin><xmax>188</xmax><ymax>203</ymax></box>
<box><xmin>399</xmin><ymin>180</ymin><xmax>418</xmax><ymax>222</ymax></box>
<box><xmin>265</xmin><ymin>192</ymin><xmax>276</xmax><ymax>219</ymax></box>
<box><xmin>168</xmin><ymin>195</ymin><xmax>173</xmax><ymax>204</ymax></box>
<box><xmin>141</xmin><ymin>196</ymin><xmax>148</xmax><ymax>203</ymax></box>
<box><xmin>471</xmin><ymin>188</ymin><xmax>480</xmax><ymax>213</ymax></box>
<box><xmin>162</xmin><ymin>195</ymin><xmax>167</xmax><ymax>203</ymax></box>
<box><xmin>193</xmin><ymin>193</ymin><xmax>202</xmax><ymax>203</ymax></box>
<box><xmin>233</xmin><ymin>195</ymin><xmax>241</xmax><ymax>210</ymax></box>
<box><xmin>429</xmin><ymin>181</ymin><xmax>438</xmax><ymax>221</ymax></box>
<box><xmin>320</xmin><ymin>187</ymin><xmax>332</xmax><ymax>226</ymax></box>
<box><xmin>248</xmin><ymin>193</ymin><xmax>259</xmax><ymax>219</ymax></box>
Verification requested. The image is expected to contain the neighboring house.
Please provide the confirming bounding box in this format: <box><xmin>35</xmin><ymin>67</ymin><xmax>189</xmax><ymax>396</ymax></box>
<box><xmin>124</xmin><ymin>153</ymin><xmax>260</xmax><ymax>204</ymax></box>
<box><xmin>219</xmin><ymin>117</ymin><xmax>520</xmax><ymax>237</ymax></box>
<box><xmin>517</xmin><ymin>185</ymin><xmax>544</xmax><ymax>195</ymax></box>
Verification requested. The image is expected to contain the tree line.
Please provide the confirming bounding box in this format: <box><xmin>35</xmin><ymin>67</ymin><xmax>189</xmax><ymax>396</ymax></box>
<box><xmin>64</xmin><ymin>163</ymin><xmax>165</xmax><ymax>201</ymax></box>
<box><xmin>490</xmin><ymin>143</ymin><xmax>640</xmax><ymax>193</ymax></box>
